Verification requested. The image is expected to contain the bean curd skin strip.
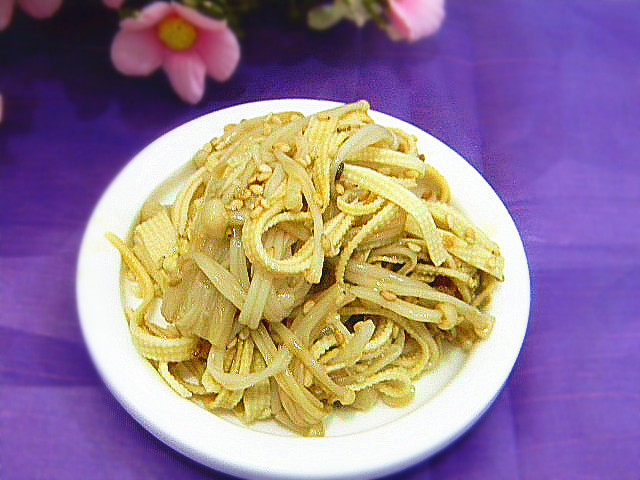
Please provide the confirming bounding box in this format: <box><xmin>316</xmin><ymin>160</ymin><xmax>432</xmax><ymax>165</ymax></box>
<box><xmin>109</xmin><ymin>101</ymin><xmax>504</xmax><ymax>436</ymax></box>
<box><xmin>349</xmin><ymin>285</ymin><xmax>443</xmax><ymax>324</ymax></box>
<box><xmin>335</xmin><ymin>202</ymin><xmax>400</xmax><ymax>285</ymax></box>
<box><xmin>346</xmin><ymin>146</ymin><xmax>426</xmax><ymax>176</ymax></box>
<box><xmin>106</xmin><ymin>233</ymin><xmax>154</xmax><ymax>323</ymax></box>
<box><xmin>342</xmin><ymin>164</ymin><xmax>448</xmax><ymax>266</ymax></box>
<box><xmin>337</xmin><ymin>193</ymin><xmax>385</xmax><ymax>216</ymax></box>
<box><xmin>271</xmin><ymin>323</ymin><xmax>355</xmax><ymax>405</ymax></box>
<box><xmin>205</xmin><ymin>345</ymin><xmax>292</xmax><ymax>391</ymax></box>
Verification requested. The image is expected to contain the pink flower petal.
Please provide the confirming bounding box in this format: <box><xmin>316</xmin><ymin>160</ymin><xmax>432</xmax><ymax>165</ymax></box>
<box><xmin>102</xmin><ymin>0</ymin><xmax>125</xmax><ymax>9</ymax></box>
<box><xmin>18</xmin><ymin>0</ymin><xmax>62</xmax><ymax>19</ymax></box>
<box><xmin>162</xmin><ymin>51</ymin><xmax>206</xmax><ymax>104</ymax></box>
<box><xmin>171</xmin><ymin>3</ymin><xmax>229</xmax><ymax>32</ymax></box>
<box><xmin>120</xmin><ymin>1</ymin><xmax>171</xmax><ymax>31</ymax></box>
<box><xmin>388</xmin><ymin>0</ymin><xmax>445</xmax><ymax>42</ymax></box>
<box><xmin>0</xmin><ymin>93</ymin><xmax>4</xmax><ymax>123</ymax></box>
<box><xmin>196</xmin><ymin>29</ymin><xmax>240</xmax><ymax>82</ymax></box>
<box><xmin>111</xmin><ymin>29</ymin><xmax>164</xmax><ymax>76</ymax></box>
<box><xmin>0</xmin><ymin>0</ymin><xmax>16</xmax><ymax>31</ymax></box>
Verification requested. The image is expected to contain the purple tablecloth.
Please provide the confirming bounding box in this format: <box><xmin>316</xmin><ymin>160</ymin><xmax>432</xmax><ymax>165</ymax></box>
<box><xmin>1</xmin><ymin>1</ymin><xmax>639</xmax><ymax>479</ymax></box>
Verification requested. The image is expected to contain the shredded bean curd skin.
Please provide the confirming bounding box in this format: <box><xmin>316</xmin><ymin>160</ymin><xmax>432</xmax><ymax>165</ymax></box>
<box><xmin>108</xmin><ymin>101</ymin><xmax>504</xmax><ymax>436</ymax></box>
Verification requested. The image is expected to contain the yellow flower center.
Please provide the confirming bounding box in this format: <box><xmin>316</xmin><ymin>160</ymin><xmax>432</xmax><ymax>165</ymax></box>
<box><xmin>157</xmin><ymin>16</ymin><xmax>197</xmax><ymax>51</ymax></box>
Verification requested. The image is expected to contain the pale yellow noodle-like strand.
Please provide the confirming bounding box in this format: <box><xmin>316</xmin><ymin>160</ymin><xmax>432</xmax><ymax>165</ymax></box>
<box><xmin>362</xmin><ymin>318</ymin><xmax>395</xmax><ymax>354</ymax></box>
<box><xmin>251</xmin><ymin>325</ymin><xmax>328</xmax><ymax>424</ymax></box>
<box><xmin>158</xmin><ymin>362</ymin><xmax>193</xmax><ymax>398</ymax></box>
<box><xmin>342</xmin><ymin>163</ymin><xmax>448</xmax><ymax>266</ymax></box>
<box><xmin>335</xmin><ymin>330</ymin><xmax>405</xmax><ymax>386</ymax></box>
<box><xmin>349</xmin><ymin>284</ymin><xmax>443</xmax><ymax>324</ymax></box>
<box><xmin>439</xmin><ymin>230</ymin><xmax>504</xmax><ymax>280</ymax></box>
<box><xmin>109</xmin><ymin>101</ymin><xmax>504</xmax><ymax>437</ymax></box>
<box><xmin>171</xmin><ymin>167</ymin><xmax>208</xmax><ymax>236</ymax></box>
<box><xmin>426</xmin><ymin>200</ymin><xmax>500</xmax><ymax>253</ymax></box>
<box><xmin>237</xmin><ymin>351</ymin><xmax>272</xmax><ymax>423</ymax></box>
<box><xmin>210</xmin><ymin>343</ymin><xmax>244</xmax><ymax>409</ymax></box>
<box><xmin>306</xmin><ymin>115</ymin><xmax>338</xmax><ymax>210</ymax></box>
<box><xmin>412</xmin><ymin>262</ymin><xmax>477</xmax><ymax>288</ymax></box>
<box><xmin>323</xmin><ymin>212</ymin><xmax>355</xmax><ymax>257</ymax></box>
<box><xmin>340</xmin><ymin>306</ymin><xmax>439</xmax><ymax>378</ymax></box>
<box><xmin>335</xmin><ymin>202</ymin><xmax>400</xmax><ymax>285</ymax></box>
<box><xmin>105</xmin><ymin>238</ymin><xmax>199</xmax><ymax>361</ymax></box>
<box><xmin>133</xmin><ymin>209</ymin><xmax>177</xmax><ymax>272</ymax></box>
<box><xmin>273</xmin><ymin>150</ymin><xmax>324</xmax><ymax>283</ymax></box>
<box><xmin>270</xmin><ymin>323</ymin><xmax>355</xmax><ymax>405</ymax></box>
<box><xmin>336</xmin><ymin>192</ymin><xmax>385</xmax><ymax>216</ymax></box>
<box><xmin>347</xmin><ymin>365</ymin><xmax>412</xmax><ymax>395</ymax></box>
<box><xmin>423</xmin><ymin>164</ymin><xmax>451</xmax><ymax>202</ymax></box>
<box><xmin>106</xmin><ymin>233</ymin><xmax>154</xmax><ymax>322</ymax></box>
<box><xmin>242</xmin><ymin>198</ymin><xmax>314</xmax><ymax>275</ymax></box>
<box><xmin>346</xmin><ymin>146</ymin><xmax>426</xmax><ymax>176</ymax></box>
<box><xmin>320</xmin><ymin>100</ymin><xmax>370</xmax><ymax>120</ymax></box>
<box><xmin>190</xmin><ymin>252</ymin><xmax>247</xmax><ymax>311</ymax></box>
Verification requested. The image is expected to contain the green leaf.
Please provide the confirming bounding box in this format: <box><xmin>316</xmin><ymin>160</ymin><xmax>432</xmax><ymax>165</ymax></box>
<box><xmin>307</xmin><ymin>2</ymin><xmax>349</xmax><ymax>30</ymax></box>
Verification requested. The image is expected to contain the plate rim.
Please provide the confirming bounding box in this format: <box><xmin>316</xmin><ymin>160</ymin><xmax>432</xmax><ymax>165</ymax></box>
<box><xmin>76</xmin><ymin>98</ymin><xmax>530</xmax><ymax>480</ymax></box>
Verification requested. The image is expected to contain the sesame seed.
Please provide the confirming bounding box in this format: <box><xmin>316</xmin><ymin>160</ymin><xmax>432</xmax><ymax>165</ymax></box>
<box><xmin>250</xmin><ymin>206</ymin><xmax>263</xmax><ymax>219</ymax></box>
<box><xmin>443</xmin><ymin>236</ymin><xmax>454</xmax><ymax>250</ymax></box>
<box><xmin>191</xmin><ymin>198</ymin><xmax>203</xmax><ymax>211</ymax></box>
<box><xmin>380</xmin><ymin>290</ymin><xmax>398</xmax><ymax>301</ymax></box>
<box><xmin>258</xmin><ymin>163</ymin><xmax>273</xmax><ymax>174</ymax></box>
<box><xmin>407</xmin><ymin>242</ymin><xmax>422</xmax><ymax>253</ymax></box>
<box><xmin>249</xmin><ymin>184</ymin><xmax>264</xmax><ymax>195</ymax></box>
<box><xmin>391</xmin><ymin>324</ymin><xmax>400</xmax><ymax>337</ymax></box>
<box><xmin>335</xmin><ymin>183</ymin><xmax>345</xmax><ymax>195</ymax></box>
<box><xmin>464</xmin><ymin>228</ymin><xmax>476</xmax><ymax>244</ymax></box>
<box><xmin>257</xmin><ymin>172</ymin><xmax>272</xmax><ymax>182</ymax></box>
<box><xmin>162</xmin><ymin>255</ymin><xmax>178</xmax><ymax>273</ymax></box>
<box><xmin>178</xmin><ymin>237</ymin><xmax>189</xmax><ymax>255</ymax></box>
<box><xmin>239</xmin><ymin>327</ymin><xmax>249</xmax><ymax>340</ymax></box>
<box><xmin>229</xmin><ymin>199</ymin><xmax>243</xmax><ymax>211</ymax></box>
<box><xmin>274</xmin><ymin>142</ymin><xmax>291</xmax><ymax>153</ymax></box>
<box><xmin>303</xmin><ymin>300</ymin><xmax>315</xmax><ymax>314</ymax></box>
<box><xmin>321</xmin><ymin>235</ymin><xmax>330</xmax><ymax>251</ymax></box>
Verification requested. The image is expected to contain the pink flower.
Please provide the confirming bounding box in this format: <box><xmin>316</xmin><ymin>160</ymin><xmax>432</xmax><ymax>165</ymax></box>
<box><xmin>387</xmin><ymin>0</ymin><xmax>445</xmax><ymax>42</ymax></box>
<box><xmin>0</xmin><ymin>93</ymin><xmax>4</xmax><ymax>123</ymax></box>
<box><xmin>103</xmin><ymin>0</ymin><xmax>125</xmax><ymax>9</ymax></box>
<box><xmin>0</xmin><ymin>0</ymin><xmax>62</xmax><ymax>31</ymax></box>
<box><xmin>110</xmin><ymin>2</ymin><xmax>240</xmax><ymax>104</ymax></box>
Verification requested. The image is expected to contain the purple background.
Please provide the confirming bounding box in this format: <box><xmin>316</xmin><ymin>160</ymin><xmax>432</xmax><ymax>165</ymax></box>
<box><xmin>1</xmin><ymin>1</ymin><xmax>639</xmax><ymax>479</ymax></box>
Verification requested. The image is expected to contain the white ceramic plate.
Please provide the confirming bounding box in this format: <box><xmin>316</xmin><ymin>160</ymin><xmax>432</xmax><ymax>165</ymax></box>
<box><xmin>77</xmin><ymin>99</ymin><xmax>530</xmax><ymax>480</ymax></box>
